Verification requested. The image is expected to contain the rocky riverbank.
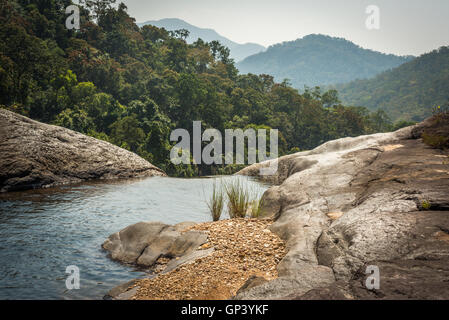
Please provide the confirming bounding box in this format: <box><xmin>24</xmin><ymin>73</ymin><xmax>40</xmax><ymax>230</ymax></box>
<box><xmin>0</xmin><ymin>109</ymin><xmax>165</xmax><ymax>192</ymax></box>
<box><xmin>105</xmin><ymin>113</ymin><xmax>449</xmax><ymax>300</ymax></box>
<box><xmin>234</xmin><ymin>113</ymin><xmax>449</xmax><ymax>299</ymax></box>
<box><xmin>103</xmin><ymin>218</ymin><xmax>286</xmax><ymax>300</ymax></box>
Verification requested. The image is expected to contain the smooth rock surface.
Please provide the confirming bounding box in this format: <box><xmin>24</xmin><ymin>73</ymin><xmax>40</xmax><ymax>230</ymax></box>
<box><xmin>295</xmin><ymin>258</ymin><xmax>449</xmax><ymax>300</ymax></box>
<box><xmin>104</xmin><ymin>279</ymin><xmax>140</xmax><ymax>300</ymax></box>
<box><xmin>102</xmin><ymin>221</ymin><xmax>208</xmax><ymax>268</ymax></box>
<box><xmin>0</xmin><ymin>109</ymin><xmax>165</xmax><ymax>192</ymax></box>
<box><xmin>103</xmin><ymin>221</ymin><xmax>214</xmax><ymax>300</ymax></box>
<box><xmin>235</xmin><ymin>118</ymin><xmax>449</xmax><ymax>300</ymax></box>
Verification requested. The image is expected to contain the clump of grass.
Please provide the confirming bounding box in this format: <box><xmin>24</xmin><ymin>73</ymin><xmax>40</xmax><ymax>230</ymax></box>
<box><xmin>224</xmin><ymin>177</ymin><xmax>267</xmax><ymax>219</ymax></box>
<box><xmin>249</xmin><ymin>196</ymin><xmax>265</xmax><ymax>218</ymax></box>
<box><xmin>205</xmin><ymin>177</ymin><xmax>267</xmax><ymax>220</ymax></box>
<box><xmin>206</xmin><ymin>180</ymin><xmax>225</xmax><ymax>221</ymax></box>
<box><xmin>422</xmin><ymin>200</ymin><xmax>431</xmax><ymax>210</ymax></box>
<box><xmin>422</xmin><ymin>132</ymin><xmax>449</xmax><ymax>150</ymax></box>
<box><xmin>224</xmin><ymin>178</ymin><xmax>250</xmax><ymax>218</ymax></box>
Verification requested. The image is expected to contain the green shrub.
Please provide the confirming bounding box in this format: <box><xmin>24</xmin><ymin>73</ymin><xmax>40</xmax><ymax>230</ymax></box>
<box><xmin>422</xmin><ymin>132</ymin><xmax>449</xmax><ymax>149</ymax></box>
<box><xmin>422</xmin><ymin>200</ymin><xmax>431</xmax><ymax>210</ymax></box>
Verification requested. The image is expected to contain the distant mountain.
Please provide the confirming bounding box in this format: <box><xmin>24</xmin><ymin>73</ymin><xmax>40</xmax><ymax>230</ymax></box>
<box><xmin>138</xmin><ymin>18</ymin><xmax>265</xmax><ymax>62</ymax></box>
<box><xmin>236</xmin><ymin>34</ymin><xmax>413</xmax><ymax>89</ymax></box>
<box><xmin>335</xmin><ymin>46</ymin><xmax>449</xmax><ymax>122</ymax></box>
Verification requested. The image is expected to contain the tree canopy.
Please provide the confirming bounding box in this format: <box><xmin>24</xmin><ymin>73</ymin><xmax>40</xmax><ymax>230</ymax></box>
<box><xmin>0</xmin><ymin>0</ymin><xmax>401</xmax><ymax>176</ymax></box>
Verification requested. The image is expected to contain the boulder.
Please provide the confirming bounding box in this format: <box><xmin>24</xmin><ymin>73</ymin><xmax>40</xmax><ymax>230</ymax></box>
<box><xmin>102</xmin><ymin>221</ymin><xmax>209</xmax><ymax>270</ymax></box>
<box><xmin>102</xmin><ymin>222</ymin><xmax>168</xmax><ymax>264</ymax></box>
<box><xmin>235</xmin><ymin>116</ymin><xmax>449</xmax><ymax>300</ymax></box>
<box><xmin>0</xmin><ymin>109</ymin><xmax>165</xmax><ymax>192</ymax></box>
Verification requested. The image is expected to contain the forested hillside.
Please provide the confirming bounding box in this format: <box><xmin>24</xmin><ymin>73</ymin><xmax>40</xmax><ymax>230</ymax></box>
<box><xmin>138</xmin><ymin>18</ymin><xmax>265</xmax><ymax>62</ymax></box>
<box><xmin>335</xmin><ymin>46</ymin><xmax>449</xmax><ymax>121</ymax></box>
<box><xmin>0</xmin><ymin>0</ymin><xmax>401</xmax><ymax>176</ymax></box>
<box><xmin>237</xmin><ymin>34</ymin><xmax>413</xmax><ymax>89</ymax></box>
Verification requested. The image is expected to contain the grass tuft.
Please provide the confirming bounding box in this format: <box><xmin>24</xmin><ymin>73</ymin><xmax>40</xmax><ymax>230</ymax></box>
<box><xmin>205</xmin><ymin>177</ymin><xmax>267</xmax><ymax>220</ymax></box>
<box><xmin>224</xmin><ymin>178</ymin><xmax>250</xmax><ymax>218</ymax></box>
<box><xmin>206</xmin><ymin>180</ymin><xmax>225</xmax><ymax>221</ymax></box>
<box><xmin>249</xmin><ymin>196</ymin><xmax>265</xmax><ymax>218</ymax></box>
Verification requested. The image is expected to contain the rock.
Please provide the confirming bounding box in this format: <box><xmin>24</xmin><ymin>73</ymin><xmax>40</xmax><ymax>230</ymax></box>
<box><xmin>102</xmin><ymin>221</ymin><xmax>208</xmax><ymax>271</ymax></box>
<box><xmin>296</xmin><ymin>259</ymin><xmax>449</xmax><ymax>300</ymax></box>
<box><xmin>292</xmin><ymin>282</ymin><xmax>353</xmax><ymax>300</ymax></box>
<box><xmin>129</xmin><ymin>218</ymin><xmax>286</xmax><ymax>300</ymax></box>
<box><xmin>163</xmin><ymin>247</ymin><xmax>215</xmax><ymax>273</ymax></box>
<box><xmin>104</xmin><ymin>279</ymin><xmax>140</xmax><ymax>300</ymax></box>
<box><xmin>137</xmin><ymin>228</ymin><xmax>182</xmax><ymax>266</ymax></box>
<box><xmin>235</xmin><ymin>276</ymin><xmax>268</xmax><ymax>296</ymax></box>
<box><xmin>234</xmin><ymin>265</ymin><xmax>335</xmax><ymax>300</ymax></box>
<box><xmin>235</xmin><ymin>116</ymin><xmax>449</xmax><ymax>300</ymax></box>
<box><xmin>102</xmin><ymin>222</ymin><xmax>167</xmax><ymax>264</ymax></box>
<box><xmin>0</xmin><ymin>109</ymin><xmax>165</xmax><ymax>192</ymax></box>
<box><xmin>137</xmin><ymin>229</ymin><xmax>208</xmax><ymax>266</ymax></box>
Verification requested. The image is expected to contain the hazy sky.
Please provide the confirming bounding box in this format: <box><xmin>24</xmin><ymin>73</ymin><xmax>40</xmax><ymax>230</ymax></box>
<box><xmin>121</xmin><ymin>0</ymin><xmax>449</xmax><ymax>56</ymax></box>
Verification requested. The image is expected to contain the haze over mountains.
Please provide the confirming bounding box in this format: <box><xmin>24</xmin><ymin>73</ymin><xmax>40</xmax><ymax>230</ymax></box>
<box><xmin>138</xmin><ymin>18</ymin><xmax>265</xmax><ymax>62</ymax></box>
<box><xmin>237</xmin><ymin>34</ymin><xmax>414</xmax><ymax>89</ymax></box>
<box><xmin>136</xmin><ymin>20</ymin><xmax>449</xmax><ymax>122</ymax></box>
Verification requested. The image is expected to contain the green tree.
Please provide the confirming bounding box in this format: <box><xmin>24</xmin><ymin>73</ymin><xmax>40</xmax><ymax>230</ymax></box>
<box><xmin>109</xmin><ymin>115</ymin><xmax>146</xmax><ymax>152</ymax></box>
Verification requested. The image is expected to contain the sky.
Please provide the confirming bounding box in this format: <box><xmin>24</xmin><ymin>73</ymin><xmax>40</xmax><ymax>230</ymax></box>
<box><xmin>121</xmin><ymin>0</ymin><xmax>449</xmax><ymax>56</ymax></box>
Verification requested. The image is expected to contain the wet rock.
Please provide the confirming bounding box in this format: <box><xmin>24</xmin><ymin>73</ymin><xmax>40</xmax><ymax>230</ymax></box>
<box><xmin>0</xmin><ymin>109</ymin><xmax>165</xmax><ymax>192</ymax></box>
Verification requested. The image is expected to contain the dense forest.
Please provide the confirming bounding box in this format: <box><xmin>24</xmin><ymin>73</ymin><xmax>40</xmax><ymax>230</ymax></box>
<box><xmin>0</xmin><ymin>0</ymin><xmax>405</xmax><ymax>176</ymax></box>
<box><xmin>237</xmin><ymin>34</ymin><xmax>413</xmax><ymax>89</ymax></box>
<box><xmin>335</xmin><ymin>46</ymin><xmax>449</xmax><ymax>122</ymax></box>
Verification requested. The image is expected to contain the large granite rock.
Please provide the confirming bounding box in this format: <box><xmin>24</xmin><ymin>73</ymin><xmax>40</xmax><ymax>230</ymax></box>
<box><xmin>102</xmin><ymin>221</ymin><xmax>209</xmax><ymax>268</ymax></box>
<box><xmin>295</xmin><ymin>258</ymin><xmax>449</xmax><ymax>300</ymax></box>
<box><xmin>235</xmin><ymin>116</ymin><xmax>449</xmax><ymax>300</ymax></box>
<box><xmin>103</xmin><ymin>221</ymin><xmax>213</xmax><ymax>299</ymax></box>
<box><xmin>0</xmin><ymin>109</ymin><xmax>165</xmax><ymax>192</ymax></box>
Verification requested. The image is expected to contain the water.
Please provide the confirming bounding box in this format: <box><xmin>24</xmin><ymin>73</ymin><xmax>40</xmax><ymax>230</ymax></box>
<box><xmin>0</xmin><ymin>175</ymin><xmax>268</xmax><ymax>300</ymax></box>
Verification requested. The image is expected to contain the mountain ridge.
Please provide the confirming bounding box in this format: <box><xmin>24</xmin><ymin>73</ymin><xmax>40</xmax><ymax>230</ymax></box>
<box><xmin>138</xmin><ymin>18</ymin><xmax>265</xmax><ymax>62</ymax></box>
<box><xmin>335</xmin><ymin>46</ymin><xmax>449</xmax><ymax>121</ymax></box>
<box><xmin>237</xmin><ymin>34</ymin><xmax>414</xmax><ymax>89</ymax></box>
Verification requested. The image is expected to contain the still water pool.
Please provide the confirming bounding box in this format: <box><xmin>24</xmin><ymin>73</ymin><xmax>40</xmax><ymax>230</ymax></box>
<box><xmin>0</xmin><ymin>175</ymin><xmax>268</xmax><ymax>300</ymax></box>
